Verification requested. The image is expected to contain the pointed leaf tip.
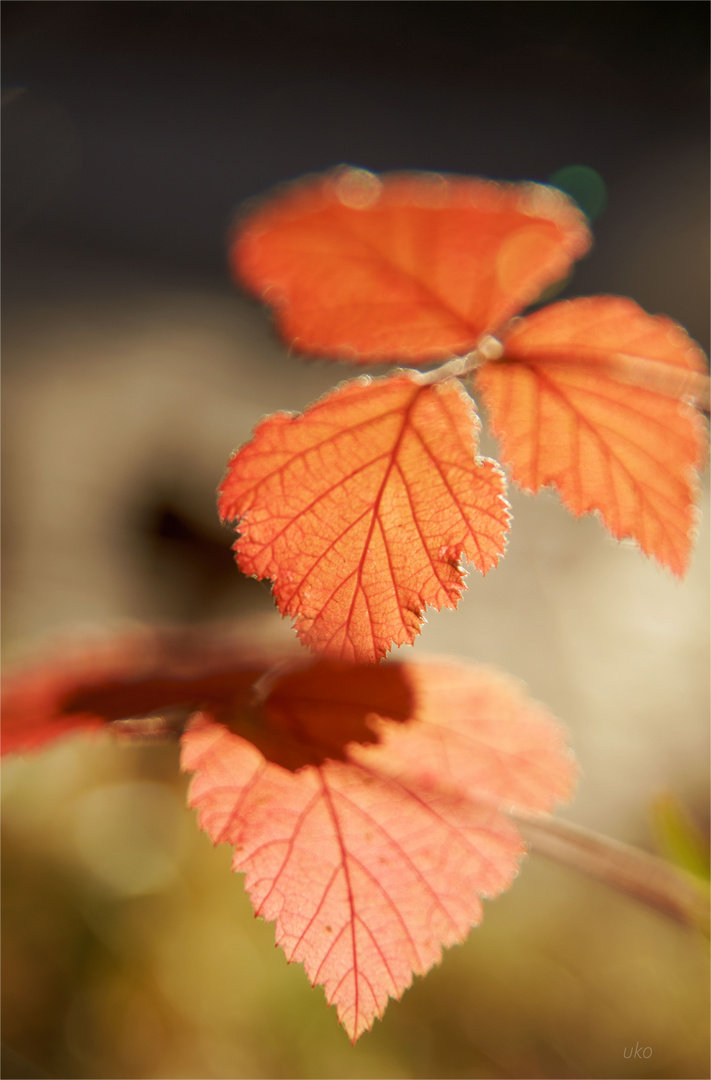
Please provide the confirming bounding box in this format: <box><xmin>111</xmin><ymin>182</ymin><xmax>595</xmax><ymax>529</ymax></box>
<box><xmin>182</xmin><ymin>657</ymin><xmax>577</xmax><ymax>1040</ymax></box>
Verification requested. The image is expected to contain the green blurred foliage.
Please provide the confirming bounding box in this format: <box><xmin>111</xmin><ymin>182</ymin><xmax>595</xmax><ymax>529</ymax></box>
<box><xmin>652</xmin><ymin>792</ymin><xmax>711</xmax><ymax>883</ymax></box>
<box><xmin>548</xmin><ymin>165</ymin><xmax>608</xmax><ymax>223</ymax></box>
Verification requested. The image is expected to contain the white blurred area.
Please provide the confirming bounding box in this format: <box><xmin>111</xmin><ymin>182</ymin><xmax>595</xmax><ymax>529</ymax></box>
<box><xmin>3</xmin><ymin>248</ymin><xmax>708</xmax><ymax>847</ymax></box>
<box><xmin>2</xmin><ymin>260</ymin><xmax>338</xmax><ymax>638</ymax></box>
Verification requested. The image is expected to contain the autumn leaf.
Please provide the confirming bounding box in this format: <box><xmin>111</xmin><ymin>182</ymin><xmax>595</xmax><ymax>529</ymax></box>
<box><xmin>222</xmin><ymin>657</ymin><xmax>415</xmax><ymax>769</ymax></box>
<box><xmin>1</xmin><ymin>648</ymin><xmax>113</xmax><ymax>756</ymax></box>
<box><xmin>232</xmin><ymin>166</ymin><xmax>590</xmax><ymax>364</ymax></box>
<box><xmin>0</xmin><ymin>625</ymin><xmax>414</xmax><ymax>769</ymax></box>
<box><xmin>355</xmin><ymin>659</ymin><xmax>576</xmax><ymax>814</ymax></box>
<box><xmin>182</xmin><ymin>657</ymin><xmax>576</xmax><ymax>1041</ymax></box>
<box><xmin>218</xmin><ymin>373</ymin><xmax>510</xmax><ymax>663</ymax></box>
<box><xmin>475</xmin><ymin>297</ymin><xmax>708</xmax><ymax>576</ymax></box>
<box><xmin>228</xmin><ymin>167</ymin><xmax>706</xmax><ymax>585</ymax></box>
<box><xmin>0</xmin><ymin>625</ymin><xmax>283</xmax><ymax>757</ymax></box>
<box><xmin>2</xmin><ymin>629</ymin><xmax>576</xmax><ymax>1041</ymax></box>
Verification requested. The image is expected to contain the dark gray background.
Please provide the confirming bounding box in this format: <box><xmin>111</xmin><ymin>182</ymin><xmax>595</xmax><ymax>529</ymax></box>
<box><xmin>3</xmin><ymin>1</ymin><xmax>709</xmax><ymax>343</ymax></box>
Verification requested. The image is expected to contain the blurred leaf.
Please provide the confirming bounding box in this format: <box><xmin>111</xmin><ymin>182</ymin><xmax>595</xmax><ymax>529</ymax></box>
<box><xmin>652</xmin><ymin>791</ymin><xmax>710</xmax><ymax>882</ymax></box>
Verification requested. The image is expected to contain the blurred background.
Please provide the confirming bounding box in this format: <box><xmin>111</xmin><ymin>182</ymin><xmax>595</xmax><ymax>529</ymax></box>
<box><xmin>2</xmin><ymin>3</ymin><xmax>709</xmax><ymax>1078</ymax></box>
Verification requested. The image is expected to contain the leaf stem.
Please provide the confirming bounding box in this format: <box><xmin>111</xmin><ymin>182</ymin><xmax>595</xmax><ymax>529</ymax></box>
<box><xmin>416</xmin><ymin>336</ymin><xmax>504</xmax><ymax>385</ymax></box>
<box><xmin>512</xmin><ymin>812</ymin><xmax>710</xmax><ymax>933</ymax></box>
<box><xmin>415</xmin><ymin>338</ymin><xmax>710</xmax><ymax>414</ymax></box>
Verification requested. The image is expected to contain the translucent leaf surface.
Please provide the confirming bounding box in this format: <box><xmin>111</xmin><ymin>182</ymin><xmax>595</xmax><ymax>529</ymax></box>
<box><xmin>218</xmin><ymin>374</ymin><xmax>510</xmax><ymax>662</ymax></box>
<box><xmin>2</xmin><ymin>632</ymin><xmax>576</xmax><ymax>1041</ymax></box>
<box><xmin>0</xmin><ymin>626</ymin><xmax>278</xmax><ymax>756</ymax></box>
<box><xmin>475</xmin><ymin>297</ymin><xmax>708</xmax><ymax>575</ymax></box>
<box><xmin>232</xmin><ymin>167</ymin><xmax>590</xmax><ymax>364</ymax></box>
<box><xmin>182</xmin><ymin>657</ymin><xmax>576</xmax><ymax>1040</ymax></box>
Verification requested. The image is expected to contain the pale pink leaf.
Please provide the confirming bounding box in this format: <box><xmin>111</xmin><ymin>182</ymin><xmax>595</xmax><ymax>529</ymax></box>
<box><xmin>182</xmin><ymin>658</ymin><xmax>576</xmax><ymax>1040</ymax></box>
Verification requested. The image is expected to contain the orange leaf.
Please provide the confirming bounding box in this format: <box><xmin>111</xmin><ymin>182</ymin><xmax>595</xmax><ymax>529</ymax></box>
<box><xmin>0</xmin><ymin>627</ymin><xmax>413</xmax><ymax>768</ymax></box>
<box><xmin>232</xmin><ymin>166</ymin><xmax>590</xmax><ymax>364</ymax></box>
<box><xmin>182</xmin><ymin>657</ymin><xmax>576</xmax><ymax>1041</ymax></box>
<box><xmin>0</xmin><ymin>626</ymin><xmax>282</xmax><ymax>756</ymax></box>
<box><xmin>218</xmin><ymin>374</ymin><xmax>510</xmax><ymax>663</ymax></box>
<box><xmin>356</xmin><ymin>659</ymin><xmax>576</xmax><ymax>815</ymax></box>
<box><xmin>2</xmin><ymin>630</ymin><xmax>576</xmax><ymax>1041</ymax></box>
<box><xmin>217</xmin><ymin>657</ymin><xmax>415</xmax><ymax>769</ymax></box>
<box><xmin>475</xmin><ymin>297</ymin><xmax>708</xmax><ymax>576</ymax></box>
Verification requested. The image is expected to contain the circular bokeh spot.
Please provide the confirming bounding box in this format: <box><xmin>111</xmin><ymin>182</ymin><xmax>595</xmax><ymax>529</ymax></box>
<box><xmin>548</xmin><ymin>165</ymin><xmax>607</xmax><ymax>221</ymax></box>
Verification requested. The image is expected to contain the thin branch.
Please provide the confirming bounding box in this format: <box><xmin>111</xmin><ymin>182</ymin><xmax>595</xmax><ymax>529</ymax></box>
<box><xmin>513</xmin><ymin>812</ymin><xmax>710</xmax><ymax>934</ymax></box>
<box><xmin>415</xmin><ymin>336</ymin><xmax>504</xmax><ymax>385</ymax></box>
<box><xmin>413</xmin><ymin>336</ymin><xmax>710</xmax><ymax>415</ymax></box>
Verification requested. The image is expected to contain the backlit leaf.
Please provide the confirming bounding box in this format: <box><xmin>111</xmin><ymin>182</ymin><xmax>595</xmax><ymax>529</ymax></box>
<box><xmin>475</xmin><ymin>297</ymin><xmax>708</xmax><ymax>575</ymax></box>
<box><xmin>218</xmin><ymin>373</ymin><xmax>510</xmax><ymax>663</ymax></box>
<box><xmin>3</xmin><ymin>631</ymin><xmax>576</xmax><ymax>1040</ymax></box>
<box><xmin>231</xmin><ymin>658</ymin><xmax>416</xmax><ymax>768</ymax></box>
<box><xmin>0</xmin><ymin>628</ymin><xmax>414</xmax><ymax>769</ymax></box>
<box><xmin>182</xmin><ymin>657</ymin><xmax>576</xmax><ymax>1041</ymax></box>
<box><xmin>232</xmin><ymin>166</ymin><xmax>590</xmax><ymax>364</ymax></box>
<box><xmin>0</xmin><ymin>626</ymin><xmax>282</xmax><ymax>756</ymax></box>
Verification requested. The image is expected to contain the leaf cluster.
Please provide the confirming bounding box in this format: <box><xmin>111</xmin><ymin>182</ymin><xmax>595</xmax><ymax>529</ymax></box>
<box><xmin>2</xmin><ymin>165</ymin><xmax>707</xmax><ymax>1041</ymax></box>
